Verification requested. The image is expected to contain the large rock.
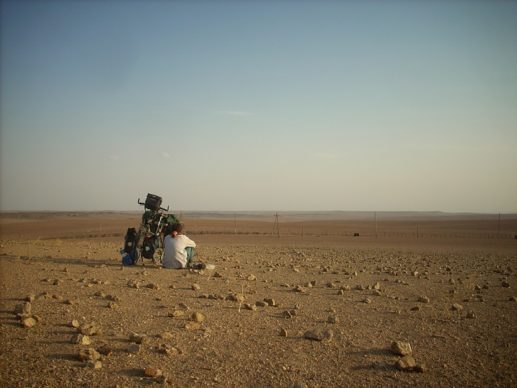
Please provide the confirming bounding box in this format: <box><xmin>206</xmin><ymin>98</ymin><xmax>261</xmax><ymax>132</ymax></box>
<box><xmin>303</xmin><ymin>329</ymin><xmax>333</xmax><ymax>341</ymax></box>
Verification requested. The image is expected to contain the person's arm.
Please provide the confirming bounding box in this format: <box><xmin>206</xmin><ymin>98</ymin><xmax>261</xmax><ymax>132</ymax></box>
<box><xmin>182</xmin><ymin>235</ymin><xmax>196</xmax><ymax>248</ymax></box>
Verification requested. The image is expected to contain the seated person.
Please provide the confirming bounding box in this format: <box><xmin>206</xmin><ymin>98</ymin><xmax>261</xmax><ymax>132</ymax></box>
<box><xmin>162</xmin><ymin>223</ymin><xmax>196</xmax><ymax>269</ymax></box>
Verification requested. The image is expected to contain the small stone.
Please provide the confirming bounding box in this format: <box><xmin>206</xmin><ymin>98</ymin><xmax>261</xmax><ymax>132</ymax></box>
<box><xmin>247</xmin><ymin>274</ymin><xmax>257</xmax><ymax>281</ymax></box>
<box><xmin>147</xmin><ymin>282</ymin><xmax>160</xmax><ymax>290</ymax></box>
<box><xmin>169</xmin><ymin>310</ymin><xmax>185</xmax><ymax>318</ymax></box>
<box><xmin>243</xmin><ymin>303</ymin><xmax>257</xmax><ymax>311</ymax></box>
<box><xmin>87</xmin><ymin>360</ymin><xmax>102</xmax><ymax>370</ymax></box>
<box><xmin>255</xmin><ymin>301</ymin><xmax>268</xmax><ymax>307</ymax></box>
<box><xmin>14</xmin><ymin>302</ymin><xmax>32</xmax><ymax>316</ymax></box>
<box><xmin>185</xmin><ymin>322</ymin><xmax>201</xmax><ymax>331</ymax></box>
<box><xmin>129</xmin><ymin>332</ymin><xmax>147</xmax><ymax>344</ymax></box>
<box><xmin>64</xmin><ymin>299</ymin><xmax>77</xmax><ymax>305</ymax></box>
<box><xmin>157</xmin><ymin>343</ymin><xmax>179</xmax><ymax>355</ymax></box>
<box><xmin>107</xmin><ymin>301</ymin><xmax>117</xmax><ymax>309</ymax></box>
<box><xmin>294</xmin><ymin>285</ymin><xmax>307</xmax><ymax>293</ymax></box>
<box><xmin>144</xmin><ymin>367</ymin><xmax>162</xmax><ymax>378</ymax></box>
<box><xmin>191</xmin><ymin>283</ymin><xmax>201</xmax><ymax>291</ymax></box>
<box><xmin>410</xmin><ymin>306</ymin><xmax>420</xmax><ymax>311</ymax></box>
<box><xmin>160</xmin><ymin>331</ymin><xmax>174</xmax><ymax>340</ymax></box>
<box><xmin>70</xmin><ymin>319</ymin><xmax>80</xmax><ymax>328</ymax></box>
<box><xmin>21</xmin><ymin>317</ymin><xmax>37</xmax><ymax>328</ymax></box>
<box><xmin>78</xmin><ymin>348</ymin><xmax>101</xmax><ymax>362</ymax></box>
<box><xmin>509</xmin><ymin>296</ymin><xmax>517</xmax><ymax>302</ymax></box>
<box><xmin>71</xmin><ymin>334</ymin><xmax>91</xmax><ymax>345</ymax></box>
<box><xmin>227</xmin><ymin>293</ymin><xmax>245</xmax><ymax>303</ymax></box>
<box><xmin>418</xmin><ymin>296</ymin><xmax>430</xmax><ymax>303</ymax></box>
<box><xmin>396</xmin><ymin>355</ymin><xmax>417</xmax><ymax>371</ymax></box>
<box><xmin>96</xmin><ymin>342</ymin><xmax>112</xmax><ymax>356</ymax></box>
<box><xmin>303</xmin><ymin>328</ymin><xmax>333</xmax><ymax>341</ymax></box>
<box><xmin>502</xmin><ymin>281</ymin><xmax>510</xmax><ymax>288</ymax></box>
<box><xmin>466</xmin><ymin>311</ymin><xmax>475</xmax><ymax>319</ymax></box>
<box><xmin>390</xmin><ymin>341</ymin><xmax>412</xmax><ymax>356</ymax></box>
<box><xmin>264</xmin><ymin>298</ymin><xmax>277</xmax><ymax>307</ymax></box>
<box><xmin>79</xmin><ymin>323</ymin><xmax>101</xmax><ymax>336</ymax></box>
<box><xmin>363</xmin><ymin>298</ymin><xmax>372</xmax><ymax>304</ymax></box>
<box><xmin>337</xmin><ymin>289</ymin><xmax>345</xmax><ymax>295</ymax></box>
<box><xmin>279</xmin><ymin>328</ymin><xmax>288</xmax><ymax>337</ymax></box>
<box><xmin>127</xmin><ymin>343</ymin><xmax>141</xmax><ymax>353</ymax></box>
<box><xmin>373</xmin><ymin>282</ymin><xmax>381</xmax><ymax>290</ymax></box>
<box><xmin>25</xmin><ymin>294</ymin><xmax>36</xmax><ymax>303</ymax></box>
<box><xmin>327</xmin><ymin>315</ymin><xmax>339</xmax><ymax>324</ymax></box>
<box><xmin>190</xmin><ymin>312</ymin><xmax>205</xmax><ymax>323</ymax></box>
<box><xmin>451</xmin><ymin>303</ymin><xmax>463</xmax><ymax>311</ymax></box>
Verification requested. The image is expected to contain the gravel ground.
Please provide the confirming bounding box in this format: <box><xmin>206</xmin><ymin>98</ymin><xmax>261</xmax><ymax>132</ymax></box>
<box><xmin>1</xmin><ymin>234</ymin><xmax>516</xmax><ymax>387</ymax></box>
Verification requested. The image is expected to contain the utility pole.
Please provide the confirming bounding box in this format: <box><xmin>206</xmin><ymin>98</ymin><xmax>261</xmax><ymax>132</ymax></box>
<box><xmin>374</xmin><ymin>211</ymin><xmax>378</xmax><ymax>239</ymax></box>
<box><xmin>273</xmin><ymin>213</ymin><xmax>280</xmax><ymax>238</ymax></box>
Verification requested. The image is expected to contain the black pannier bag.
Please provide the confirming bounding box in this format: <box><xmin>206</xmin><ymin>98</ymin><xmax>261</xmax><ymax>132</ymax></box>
<box><xmin>124</xmin><ymin>227</ymin><xmax>138</xmax><ymax>253</ymax></box>
<box><xmin>145</xmin><ymin>193</ymin><xmax>162</xmax><ymax>211</ymax></box>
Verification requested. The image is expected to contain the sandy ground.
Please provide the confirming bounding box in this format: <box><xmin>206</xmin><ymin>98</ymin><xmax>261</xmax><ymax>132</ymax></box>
<box><xmin>1</xmin><ymin>213</ymin><xmax>516</xmax><ymax>387</ymax></box>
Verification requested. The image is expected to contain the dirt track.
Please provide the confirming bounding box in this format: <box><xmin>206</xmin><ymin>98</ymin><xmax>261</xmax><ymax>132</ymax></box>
<box><xmin>1</xmin><ymin>214</ymin><xmax>516</xmax><ymax>387</ymax></box>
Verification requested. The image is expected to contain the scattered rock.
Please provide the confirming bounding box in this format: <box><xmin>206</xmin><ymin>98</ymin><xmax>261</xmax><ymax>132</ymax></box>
<box><xmin>127</xmin><ymin>343</ymin><xmax>141</xmax><ymax>353</ymax></box>
<box><xmin>390</xmin><ymin>341</ymin><xmax>412</xmax><ymax>356</ymax></box>
<box><xmin>14</xmin><ymin>302</ymin><xmax>31</xmax><ymax>316</ymax></box>
<box><xmin>227</xmin><ymin>293</ymin><xmax>245</xmax><ymax>303</ymax></box>
<box><xmin>395</xmin><ymin>356</ymin><xmax>425</xmax><ymax>372</ymax></box>
<box><xmin>144</xmin><ymin>367</ymin><xmax>162</xmax><ymax>378</ymax></box>
<box><xmin>96</xmin><ymin>342</ymin><xmax>112</xmax><ymax>356</ymax></box>
<box><xmin>71</xmin><ymin>334</ymin><xmax>91</xmax><ymax>345</ymax></box>
<box><xmin>247</xmin><ymin>274</ymin><xmax>257</xmax><ymax>281</ymax></box>
<box><xmin>243</xmin><ymin>303</ymin><xmax>257</xmax><ymax>311</ymax></box>
<box><xmin>191</xmin><ymin>283</ymin><xmax>201</xmax><ymax>291</ymax></box>
<box><xmin>279</xmin><ymin>328</ymin><xmax>288</xmax><ymax>337</ymax></box>
<box><xmin>451</xmin><ymin>303</ymin><xmax>464</xmax><ymax>311</ymax></box>
<box><xmin>21</xmin><ymin>317</ymin><xmax>37</xmax><ymax>328</ymax></box>
<box><xmin>87</xmin><ymin>360</ymin><xmax>102</xmax><ymax>370</ymax></box>
<box><xmin>264</xmin><ymin>298</ymin><xmax>278</xmax><ymax>307</ymax></box>
<box><xmin>169</xmin><ymin>310</ymin><xmax>185</xmax><ymax>318</ymax></box>
<box><xmin>190</xmin><ymin>312</ymin><xmax>205</xmax><ymax>323</ymax></box>
<box><xmin>78</xmin><ymin>348</ymin><xmax>101</xmax><ymax>362</ymax></box>
<box><xmin>327</xmin><ymin>315</ymin><xmax>339</xmax><ymax>324</ymax></box>
<box><xmin>25</xmin><ymin>294</ymin><xmax>36</xmax><ymax>303</ymax></box>
<box><xmin>159</xmin><ymin>331</ymin><xmax>174</xmax><ymax>340</ymax></box>
<box><xmin>129</xmin><ymin>332</ymin><xmax>147</xmax><ymax>344</ymax></box>
<box><xmin>395</xmin><ymin>355</ymin><xmax>417</xmax><ymax>371</ymax></box>
<box><xmin>185</xmin><ymin>322</ymin><xmax>201</xmax><ymax>331</ymax></box>
<box><xmin>293</xmin><ymin>285</ymin><xmax>307</xmax><ymax>293</ymax></box>
<box><xmin>303</xmin><ymin>328</ymin><xmax>333</xmax><ymax>341</ymax></box>
<box><xmin>147</xmin><ymin>282</ymin><xmax>160</xmax><ymax>290</ymax></box>
<box><xmin>502</xmin><ymin>281</ymin><xmax>510</xmax><ymax>288</ymax></box>
<box><xmin>69</xmin><ymin>319</ymin><xmax>80</xmax><ymax>328</ymax></box>
<box><xmin>79</xmin><ymin>323</ymin><xmax>101</xmax><ymax>336</ymax></box>
<box><xmin>418</xmin><ymin>296</ymin><xmax>430</xmax><ymax>303</ymax></box>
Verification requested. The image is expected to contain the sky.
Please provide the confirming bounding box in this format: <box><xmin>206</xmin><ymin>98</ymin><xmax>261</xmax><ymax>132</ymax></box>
<box><xmin>1</xmin><ymin>0</ymin><xmax>516</xmax><ymax>213</ymax></box>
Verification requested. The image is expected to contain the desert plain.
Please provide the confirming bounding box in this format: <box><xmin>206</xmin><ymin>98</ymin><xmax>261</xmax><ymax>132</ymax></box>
<box><xmin>0</xmin><ymin>211</ymin><xmax>516</xmax><ymax>387</ymax></box>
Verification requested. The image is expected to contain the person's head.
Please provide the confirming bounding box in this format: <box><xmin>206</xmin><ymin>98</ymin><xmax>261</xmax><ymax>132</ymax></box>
<box><xmin>170</xmin><ymin>223</ymin><xmax>183</xmax><ymax>237</ymax></box>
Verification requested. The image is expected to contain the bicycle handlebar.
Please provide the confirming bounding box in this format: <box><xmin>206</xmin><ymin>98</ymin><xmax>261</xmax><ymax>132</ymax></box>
<box><xmin>137</xmin><ymin>198</ymin><xmax>169</xmax><ymax>212</ymax></box>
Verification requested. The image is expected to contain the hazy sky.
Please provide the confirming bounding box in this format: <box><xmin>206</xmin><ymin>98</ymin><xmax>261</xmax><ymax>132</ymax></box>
<box><xmin>1</xmin><ymin>0</ymin><xmax>516</xmax><ymax>212</ymax></box>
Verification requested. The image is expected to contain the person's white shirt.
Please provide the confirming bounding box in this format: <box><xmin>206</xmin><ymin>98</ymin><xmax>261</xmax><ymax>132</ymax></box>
<box><xmin>162</xmin><ymin>234</ymin><xmax>196</xmax><ymax>269</ymax></box>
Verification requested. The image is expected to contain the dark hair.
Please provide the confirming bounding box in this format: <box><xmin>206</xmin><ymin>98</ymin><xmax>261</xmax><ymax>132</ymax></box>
<box><xmin>171</xmin><ymin>223</ymin><xmax>183</xmax><ymax>234</ymax></box>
